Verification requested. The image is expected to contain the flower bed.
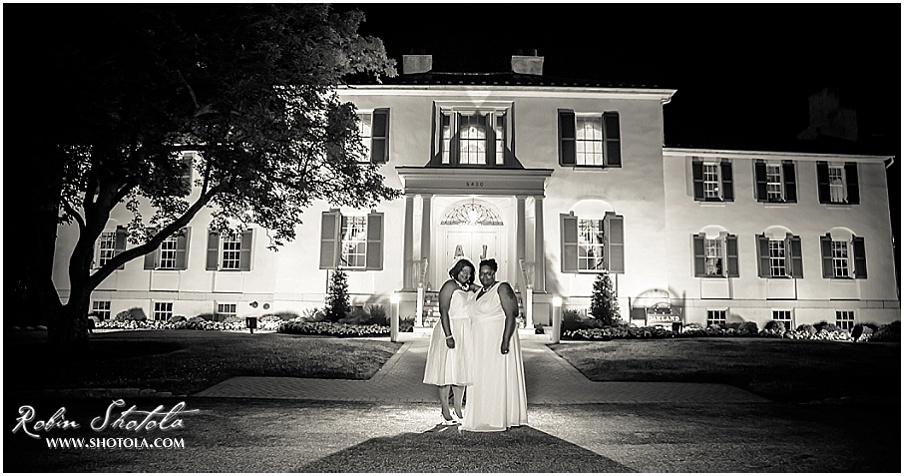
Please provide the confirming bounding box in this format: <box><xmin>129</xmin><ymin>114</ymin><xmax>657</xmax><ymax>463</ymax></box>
<box><xmin>277</xmin><ymin>320</ymin><xmax>389</xmax><ymax>337</ymax></box>
<box><xmin>562</xmin><ymin>321</ymin><xmax>900</xmax><ymax>342</ymax></box>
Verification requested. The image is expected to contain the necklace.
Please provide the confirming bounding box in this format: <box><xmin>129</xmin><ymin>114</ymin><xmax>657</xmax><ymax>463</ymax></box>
<box><xmin>459</xmin><ymin>281</ymin><xmax>469</xmax><ymax>291</ymax></box>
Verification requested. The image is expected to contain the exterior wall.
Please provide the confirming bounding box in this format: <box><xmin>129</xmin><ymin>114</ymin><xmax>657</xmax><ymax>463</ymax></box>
<box><xmin>50</xmin><ymin>83</ymin><xmax>900</xmax><ymax>329</ymax></box>
<box><xmin>663</xmin><ymin>149</ymin><xmax>899</xmax><ymax>327</ymax></box>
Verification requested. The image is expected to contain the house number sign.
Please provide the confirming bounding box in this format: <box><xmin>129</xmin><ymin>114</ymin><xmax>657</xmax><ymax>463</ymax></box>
<box><xmin>465</xmin><ymin>181</ymin><xmax>485</xmax><ymax>188</ymax></box>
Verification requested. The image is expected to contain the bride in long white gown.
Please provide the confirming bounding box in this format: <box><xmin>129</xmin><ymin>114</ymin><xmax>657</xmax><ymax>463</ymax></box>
<box><xmin>460</xmin><ymin>258</ymin><xmax>528</xmax><ymax>432</ymax></box>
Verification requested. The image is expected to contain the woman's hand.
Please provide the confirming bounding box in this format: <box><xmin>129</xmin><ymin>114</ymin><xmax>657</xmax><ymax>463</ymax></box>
<box><xmin>445</xmin><ymin>335</ymin><xmax>456</xmax><ymax>349</ymax></box>
<box><xmin>500</xmin><ymin>341</ymin><xmax>509</xmax><ymax>355</ymax></box>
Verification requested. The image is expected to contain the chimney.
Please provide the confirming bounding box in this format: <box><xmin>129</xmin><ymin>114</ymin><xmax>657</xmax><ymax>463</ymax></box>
<box><xmin>402</xmin><ymin>54</ymin><xmax>432</xmax><ymax>74</ymax></box>
<box><xmin>511</xmin><ymin>50</ymin><xmax>544</xmax><ymax>75</ymax></box>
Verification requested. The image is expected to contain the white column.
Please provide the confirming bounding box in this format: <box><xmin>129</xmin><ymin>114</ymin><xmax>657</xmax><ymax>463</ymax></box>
<box><xmin>534</xmin><ymin>197</ymin><xmax>546</xmax><ymax>292</ymax></box>
<box><xmin>403</xmin><ymin>195</ymin><xmax>414</xmax><ymax>290</ymax></box>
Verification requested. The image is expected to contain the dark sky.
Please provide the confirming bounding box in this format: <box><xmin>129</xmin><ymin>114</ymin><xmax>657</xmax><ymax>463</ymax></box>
<box><xmin>345</xmin><ymin>3</ymin><xmax>899</xmax><ymax>153</ymax></box>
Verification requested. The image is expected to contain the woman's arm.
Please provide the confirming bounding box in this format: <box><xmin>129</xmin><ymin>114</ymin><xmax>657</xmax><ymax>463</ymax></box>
<box><xmin>437</xmin><ymin>279</ymin><xmax>457</xmax><ymax>348</ymax></box>
<box><xmin>498</xmin><ymin>282</ymin><xmax>519</xmax><ymax>354</ymax></box>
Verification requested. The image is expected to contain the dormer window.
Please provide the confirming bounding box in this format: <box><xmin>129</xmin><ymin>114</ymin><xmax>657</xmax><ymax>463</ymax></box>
<box><xmin>432</xmin><ymin>102</ymin><xmax>512</xmax><ymax>167</ymax></box>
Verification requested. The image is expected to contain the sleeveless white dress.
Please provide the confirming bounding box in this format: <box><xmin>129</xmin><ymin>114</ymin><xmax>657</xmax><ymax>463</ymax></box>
<box><xmin>423</xmin><ymin>288</ymin><xmax>474</xmax><ymax>386</ymax></box>
<box><xmin>461</xmin><ymin>281</ymin><xmax>528</xmax><ymax>432</ymax></box>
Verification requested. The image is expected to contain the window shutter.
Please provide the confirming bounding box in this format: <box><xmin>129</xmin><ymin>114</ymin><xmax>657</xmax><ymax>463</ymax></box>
<box><xmin>691</xmin><ymin>159</ymin><xmax>704</xmax><ymax>201</ymax></box>
<box><xmin>320</xmin><ymin>210</ymin><xmax>340</xmax><ymax>269</ymax></box>
<box><xmin>365</xmin><ymin>212</ymin><xmax>384</xmax><ymax>270</ymax></box>
<box><xmin>844</xmin><ymin>162</ymin><xmax>859</xmax><ymax>205</ymax></box>
<box><xmin>206</xmin><ymin>231</ymin><xmax>220</xmax><ymax>271</ymax></box>
<box><xmin>144</xmin><ymin>227</ymin><xmax>158</xmax><ymax>270</ymax></box>
<box><xmin>720</xmin><ymin>161</ymin><xmax>734</xmax><ymax>201</ymax></box>
<box><xmin>114</xmin><ymin>226</ymin><xmax>128</xmax><ymax>270</ymax></box>
<box><xmin>782</xmin><ymin>161</ymin><xmax>797</xmax><ymax>203</ymax></box>
<box><xmin>175</xmin><ymin>227</ymin><xmax>190</xmax><ymax>270</ymax></box>
<box><xmin>852</xmin><ymin>236</ymin><xmax>867</xmax><ymax>279</ymax></box>
<box><xmin>603</xmin><ymin>112</ymin><xmax>621</xmax><ymax>167</ymax></box>
<box><xmin>558</xmin><ymin>110</ymin><xmax>575</xmax><ymax>166</ymax></box>
<box><xmin>726</xmin><ymin>234</ymin><xmax>739</xmax><ymax>277</ymax></box>
<box><xmin>371</xmin><ymin>109</ymin><xmax>389</xmax><ymax>164</ymax></box>
<box><xmin>560</xmin><ymin>213</ymin><xmax>578</xmax><ymax>273</ymax></box>
<box><xmin>816</xmin><ymin>161</ymin><xmax>830</xmax><ymax>203</ymax></box>
<box><xmin>754</xmin><ymin>161</ymin><xmax>767</xmax><ymax>202</ymax></box>
<box><xmin>178</xmin><ymin>154</ymin><xmax>193</xmax><ymax>196</ymax></box>
<box><xmin>239</xmin><ymin>229</ymin><xmax>253</xmax><ymax>271</ymax></box>
<box><xmin>756</xmin><ymin>234</ymin><xmax>770</xmax><ymax>278</ymax></box>
<box><xmin>787</xmin><ymin>234</ymin><xmax>803</xmax><ymax>278</ymax></box>
<box><xmin>820</xmin><ymin>234</ymin><xmax>833</xmax><ymax>278</ymax></box>
<box><xmin>693</xmin><ymin>234</ymin><xmax>706</xmax><ymax>277</ymax></box>
<box><xmin>604</xmin><ymin>212</ymin><xmax>624</xmax><ymax>273</ymax></box>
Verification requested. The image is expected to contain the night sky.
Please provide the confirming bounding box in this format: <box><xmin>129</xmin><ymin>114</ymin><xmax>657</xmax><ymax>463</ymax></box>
<box><xmin>344</xmin><ymin>2</ymin><xmax>901</xmax><ymax>280</ymax></box>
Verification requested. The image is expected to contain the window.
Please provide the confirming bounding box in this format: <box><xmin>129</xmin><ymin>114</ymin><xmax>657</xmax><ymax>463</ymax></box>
<box><xmin>693</xmin><ymin>234</ymin><xmax>739</xmax><ymax>277</ymax></box>
<box><xmin>707</xmin><ymin>310</ymin><xmax>727</xmax><ymax>327</ymax></box>
<box><xmin>816</xmin><ymin>161</ymin><xmax>860</xmax><ymax>205</ymax></box>
<box><xmin>340</xmin><ymin>215</ymin><xmax>368</xmax><ymax>269</ymax></box>
<box><xmin>772</xmin><ymin>310</ymin><xmax>793</xmax><ymax>329</ymax></box>
<box><xmin>769</xmin><ymin>239</ymin><xmax>786</xmax><ymax>277</ymax></box>
<box><xmin>216</xmin><ymin>303</ymin><xmax>237</xmax><ymax>321</ymax></box>
<box><xmin>356</xmin><ymin>109</ymin><xmax>389</xmax><ymax>163</ymax></box>
<box><xmin>576</xmin><ymin>115</ymin><xmax>604</xmax><ymax>166</ymax></box>
<box><xmin>693</xmin><ymin>158</ymin><xmax>734</xmax><ymax>202</ymax></box>
<box><xmin>320</xmin><ymin>210</ymin><xmax>384</xmax><ymax>271</ymax></box>
<box><xmin>92</xmin><ymin>301</ymin><xmax>111</xmax><ymax>321</ymax></box>
<box><xmin>756</xmin><ymin>233</ymin><xmax>803</xmax><ymax>278</ymax></box>
<box><xmin>435</xmin><ymin>107</ymin><xmax>508</xmax><ymax>167</ymax></box>
<box><xmin>206</xmin><ymin>229</ymin><xmax>253</xmax><ymax>271</ymax></box>
<box><xmin>221</xmin><ymin>234</ymin><xmax>242</xmax><ymax>270</ymax></box>
<box><xmin>97</xmin><ymin>231</ymin><xmax>117</xmax><ymax>267</ymax></box>
<box><xmin>578</xmin><ymin>219</ymin><xmax>604</xmax><ymax>271</ymax></box>
<box><xmin>158</xmin><ymin>236</ymin><xmax>178</xmax><ymax>269</ymax></box>
<box><xmin>836</xmin><ymin>310</ymin><xmax>855</xmax><ymax>330</ymax></box>
<box><xmin>144</xmin><ymin>228</ymin><xmax>190</xmax><ymax>271</ymax></box>
<box><xmin>821</xmin><ymin>234</ymin><xmax>867</xmax><ymax>279</ymax></box>
<box><xmin>153</xmin><ymin>302</ymin><xmax>173</xmax><ymax>321</ymax></box>
<box><xmin>561</xmin><ymin>211</ymin><xmax>624</xmax><ymax>273</ymax></box>
<box><xmin>96</xmin><ymin>226</ymin><xmax>128</xmax><ymax>269</ymax></box>
<box><xmin>559</xmin><ymin>110</ymin><xmax>621</xmax><ymax>168</ymax></box>
<box><xmin>754</xmin><ymin>160</ymin><xmax>797</xmax><ymax>203</ymax></box>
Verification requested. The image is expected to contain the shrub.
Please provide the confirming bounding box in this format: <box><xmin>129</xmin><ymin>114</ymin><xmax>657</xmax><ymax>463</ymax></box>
<box><xmin>764</xmin><ymin>320</ymin><xmax>786</xmax><ymax>333</ymax></box>
<box><xmin>851</xmin><ymin>324</ymin><xmax>874</xmax><ymax>342</ymax></box>
<box><xmin>795</xmin><ymin>323</ymin><xmax>816</xmax><ymax>336</ymax></box>
<box><xmin>368</xmin><ymin>305</ymin><xmax>389</xmax><ymax>326</ymax></box>
<box><xmin>870</xmin><ymin>321</ymin><xmax>901</xmax><ymax>342</ymax></box>
<box><xmin>737</xmin><ymin>321</ymin><xmax>759</xmax><ymax>335</ymax></box>
<box><xmin>115</xmin><ymin>307</ymin><xmax>147</xmax><ymax>321</ymax></box>
<box><xmin>324</xmin><ymin>269</ymin><xmax>350</xmax><ymax>322</ymax></box>
<box><xmin>590</xmin><ymin>272</ymin><xmax>621</xmax><ymax>325</ymax></box>
<box><xmin>299</xmin><ymin>308</ymin><xmax>327</xmax><ymax>322</ymax></box>
<box><xmin>339</xmin><ymin>307</ymin><xmax>371</xmax><ymax>325</ymax></box>
<box><xmin>814</xmin><ymin>321</ymin><xmax>839</xmax><ymax>333</ymax></box>
<box><xmin>168</xmin><ymin>315</ymin><xmax>187</xmax><ymax>324</ymax></box>
<box><xmin>271</xmin><ymin>311</ymin><xmax>300</xmax><ymax>321</ymax></box>
<box><xmin>562</xmin><ymin>309</ymin><xmax>585</xmax><ymax>332</ymax></box>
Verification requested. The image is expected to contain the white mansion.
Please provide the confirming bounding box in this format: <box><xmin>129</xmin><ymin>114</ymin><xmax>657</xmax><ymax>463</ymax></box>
<box><xmin>52</xmin><ymin>54</ymin><xmax>900</xmax><ymax>330</ymax></box>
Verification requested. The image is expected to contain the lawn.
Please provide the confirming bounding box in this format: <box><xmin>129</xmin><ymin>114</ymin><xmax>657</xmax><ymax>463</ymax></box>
<box><xmin>4</xmin><ymin>330</ymin><xmax>401</xmax><ymax>395</ymax></box>
<box><xmin>550</xmin><ymin>337</ymin><xmax>901</xmax><ymax>402</ymax></box>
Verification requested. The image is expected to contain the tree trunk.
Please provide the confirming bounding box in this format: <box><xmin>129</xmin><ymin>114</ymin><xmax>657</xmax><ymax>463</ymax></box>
<box><xmin>48</xmin><ymin>287</ymin><xmax>91</xmax><ymax>347</ymax></box>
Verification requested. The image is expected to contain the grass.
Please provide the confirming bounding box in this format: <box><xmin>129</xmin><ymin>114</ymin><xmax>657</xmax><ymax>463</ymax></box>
<box><xmin>4</xmin><ymin>329</ymin><xmax>401</xmax><ymax>395</ymax></box>
<box><xmin>550</xmin><ymin>337</ymin><xmax>901</xmax><ymax>402</ymax></box>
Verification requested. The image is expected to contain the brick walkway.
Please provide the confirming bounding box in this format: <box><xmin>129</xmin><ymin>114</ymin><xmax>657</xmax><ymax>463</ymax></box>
<box><xmin>194</xmin><ymin>331</ymin><xmax>770</xmax><ymax>404</ymax></box>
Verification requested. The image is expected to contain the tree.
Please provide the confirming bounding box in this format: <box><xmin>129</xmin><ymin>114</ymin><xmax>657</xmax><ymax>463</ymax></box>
<box><xmin>590</xmin><ymin>272</ymin><xmax>621</xmax><ymax>326</ymax></box>
<box><xmin>324</xmin><ymin>269</ymin><xmax>351</xmax><ymax>323</ymax></box>
<box><xmin>6</xmin><ymin>4</ymin><xmax>398</xmax><ymax>345</ymax></box>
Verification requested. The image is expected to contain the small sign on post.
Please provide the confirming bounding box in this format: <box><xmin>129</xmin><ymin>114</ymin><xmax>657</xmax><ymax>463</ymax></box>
<box><xmin>246</xmin><ymin>316</ymin><xmax>258</xmax><ymax>334</ymax></box>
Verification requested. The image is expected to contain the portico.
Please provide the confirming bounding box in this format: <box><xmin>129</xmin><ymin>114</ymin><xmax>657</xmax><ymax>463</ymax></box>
<box><xmin>396</xmin><ymin>167</ymin><xmax>553</xmax><ymax>325</ymax></box>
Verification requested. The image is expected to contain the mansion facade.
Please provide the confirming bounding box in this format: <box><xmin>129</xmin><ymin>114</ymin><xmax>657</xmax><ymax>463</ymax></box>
<box><xmin>52</xmin><ymin>54</ymin><xmax>900</xmax><ymax>330</ymax></box>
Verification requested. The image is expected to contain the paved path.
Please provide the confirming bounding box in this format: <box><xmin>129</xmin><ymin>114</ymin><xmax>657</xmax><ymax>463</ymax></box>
<box><xmin>194</xmin><ymin>331</ymin><xmax>770</xmax><ymax>403</ymax></box>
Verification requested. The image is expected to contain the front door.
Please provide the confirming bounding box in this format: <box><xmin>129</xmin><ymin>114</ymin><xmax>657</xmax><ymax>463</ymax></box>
<box><xmin>444</xmin><ymin>230</ymin><xmax>498</xmax><ymax>280</ymax></box>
